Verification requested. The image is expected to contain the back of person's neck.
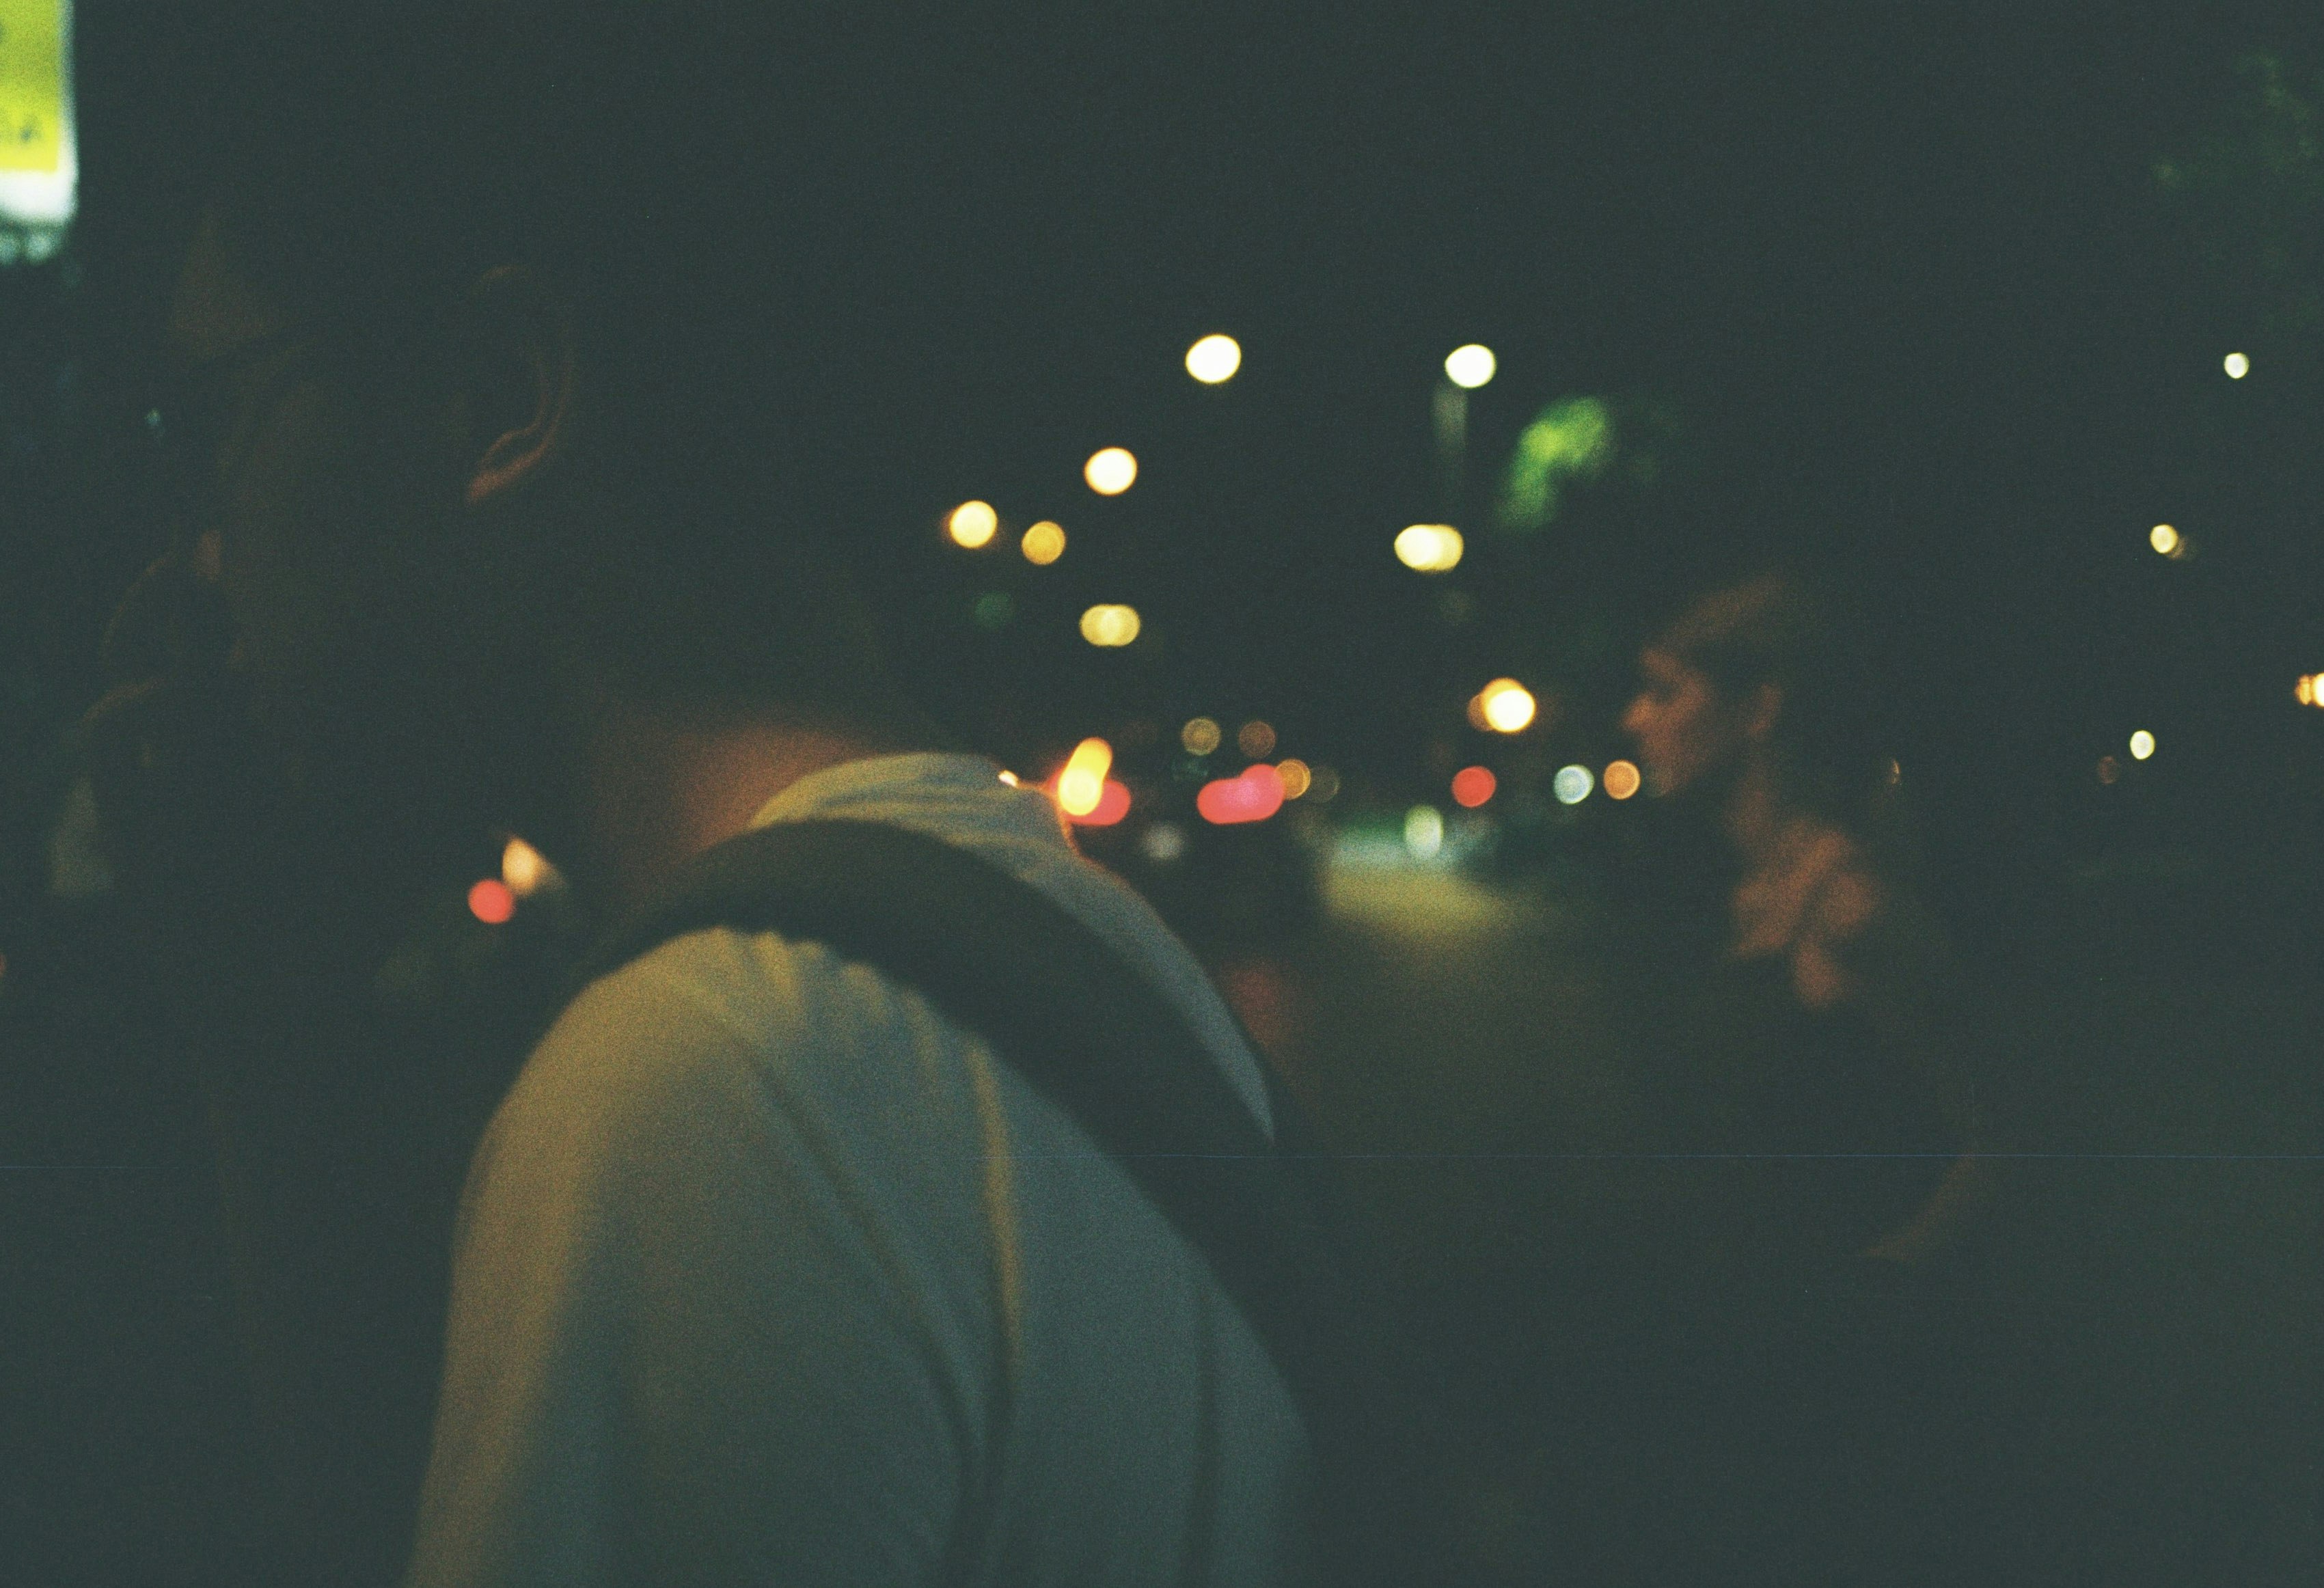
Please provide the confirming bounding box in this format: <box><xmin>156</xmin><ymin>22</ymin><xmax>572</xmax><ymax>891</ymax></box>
<box><xmin>570</xmin><ymin>687</ymin><xmax>918</xmax><ymax>922</ymax></box>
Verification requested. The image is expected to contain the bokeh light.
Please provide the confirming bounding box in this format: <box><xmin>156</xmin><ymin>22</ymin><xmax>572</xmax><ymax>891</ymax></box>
<box><xmin>1199</xmin><ymin>763</ymin><xmax>1287</xmax><ymax>825</ymax></box>
<box><xmin>1069</xmin><ymin>780</ymin><xmax>1132</xmax><ymax>827</ymax></box>
<box><xmin>2129</xmin><ymin>730</ymin><xmax>2155</xmax><ymax>761</ymax></box>
<box><xmin>2299</xmin><ymin>675</ymin><xmax>2321</xmax><ymax>708</ymax></box>
<box><xmin>1181</xmin><ymin>716</ymin><xmax>1222</xmax><ymax>755</ymax></box>
<box><xmin>1308</xmin><ymin>766</ymin><xmax>1341</xmax><ymax>802</ymax></box>
<box><xmin>1276</xmin><ymin>758</ymin><xmax>1313</xmax><ymax>799</ymax></box>
<box><xmin>1476</xmin><ymin>678</ymin><xmax>1537</xmax><ymax>733</ymax></box>
<box><xmin>1553</xmin><ymin>765</ymin><xmax>1595</xmax><ymax>804</ymax></box>
<box><xmin>972</xmin><ymin>592</ymin><xmax>1015</xmax><ymax>630</ymax></box>
<box><xmin>1056</xmin><ymin>737</ymin><xmax>1114</xmax><ymax>817</ymax></box>
<box><xmin>2150</xmin><ymin>523</ymin><xmax>2181</xmax><ymax>557</ymax></box>
<box><xmin>2097</xmin><ymin>755</ymin><xmax>2122</xmax><ymax>785</ymax></box>
<box><xmin>1394</xmin><ymin>523</ymin><xmax>1464</xmax><ymax>573</ymax></box>
<box><xmin>947</xmin><ymin>499</ymin><xmax>998</xmax><ymax>548</ymax></box>
<box><xmin>1021</xmin><ymin>521</ymin><xmax>1067</xmax><ymax>564</ymax></box>
<box><xmin>1451</xmin><ymin>765</ymin><xmax>1496</xmax><ymax>807</ymax></box>
<box><xmin>1404</xmin><ymin>805</ymin><xmax>1445</xmax><ymax>858</ymax></box>
<box><xmin>500</xmin><ymin>837</ymin><xmax>556</xmax><ymax>897</ymax></box>
<box><xmin>468</xmin><ymin>878</ymin><xmax>516</xmax><ymax>925</ymax></box>
<box><xmin>1085</xmin><ymin>447</ymin><xmax>1138</xmax><ymax>495</ymax></box>
<box><xmin>1238</xmin><ymin>720</ymin><xmax>1277</xmax><ymax>759</ymax></box>
<box><xmin>1444</xmin><ymin>344</ymin><xmax>1496</xmax><ymax>389</ymax></box>
<box><xmin>1186</xmin><ymin>333</ymin><xmax>1242</xmax><ymax>384</ymax></box>
<box><xmin>2225</xmin><ymin>352</ymin><xmax>2250</xmax><ymax>379</ymax></box>
<box><xmin>1603</xmin><ymin>759</ymin><xmax>1642</xmax><ymax>800</ymax></box>
<box><xmin>1142</xmin><ymin>822</ymin><xmax>1186</xmax><ymax>862</ymax></box>
<box><xmin>1080</xmin><ymin>604</ymin><xmax>1141</xmax><ymax>646</ymax></box>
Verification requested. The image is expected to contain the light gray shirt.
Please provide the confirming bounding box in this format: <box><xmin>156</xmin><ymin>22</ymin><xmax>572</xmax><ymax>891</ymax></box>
<box><xmin>405</xmin><ymin>753</ymin><xmax>1309</xmax><ymax>1587</ymax></box>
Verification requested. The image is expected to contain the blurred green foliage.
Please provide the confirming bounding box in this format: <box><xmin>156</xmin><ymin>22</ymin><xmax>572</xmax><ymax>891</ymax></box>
<box><xmin>2155</xmin><ymin>51</ymin><xmax>2324</xmax><ymax>337</ymax></box>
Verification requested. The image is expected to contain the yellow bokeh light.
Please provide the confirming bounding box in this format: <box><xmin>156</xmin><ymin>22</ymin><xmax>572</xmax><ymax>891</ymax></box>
<box><xmin>2150</xmin><ymin>523</ymin><xmax>2181</xmax><ymax>557</ymax></box>
<box><xmin>947</xmin><ymin>499</ymin><xmax>999</xmax><ymax>548</ymax></box>
<box><xmin>1238</xmin><ymin>720</ymin><xmax>1276</xmax><ymax>759</ymax></box>
<box><xmin>2225</xmin><ymin>352</ymin><xmax>2250</xmax><ymax>379</ymax></box>
<box><xmin>1277</xmin><ymin>758</ymin><xmax>1312</xmax><ymax>798</ymax></box>
<box><xmin>1022</xmin><ymin>520</ymin><xmax>1067</xmax><ymax>565</ymax></box>
<box><xmin>1056</xmin><ymin>737</ymin><xmax>1113</xmax><ymax>817</ymax></box>
<box><xmin>1477</xmin><ymin>678</ymin><xmax>1536</xmax><ymax>733</ymax></box>
<box><xmin>1603</xmin><ymin>759</ymin><xmax>1642</xmax><ymax>800</ymax></box>
<box><xmin>1444</xmin><ymin>344</ymin><xmax>1496</xmax><ymax>389</ymax></box>
<box><xmin>1080</xmin><ymin>603</ymin><xmax>1142</xmax><ymax>646</ymax></box>
<box><xmin>1394</xmin><ymin>523</ymin><xmax>1464</xmax><ymax>573</ymax></box>
<box><xmin>1186</xmin><ymin>333</ymin><xmax>1242</xmax><ymax>384</ymax></box>
<box><xmin>2129</xmin><ymin>730</ymin><xmax>2155</xmax><ymax>761</ymax></box>
<box><xmin>2299</xmin><ymin>675</ymin><xmax>2321</xmax><ymax>708</ymax></box>
<box><xmin>1181</xmin><ymin>716</ymin><xmax>1222</xmax><ymax>755</ymax></box>
<box><xmin>1085</xmin><ymin>447</ymin><xmax>1138</xmax><ymax>495</ymax></box>
<box><xmin>501</xmin><ymin>837</ymin><xmax>551</xmax><ymax>897</ymax></box>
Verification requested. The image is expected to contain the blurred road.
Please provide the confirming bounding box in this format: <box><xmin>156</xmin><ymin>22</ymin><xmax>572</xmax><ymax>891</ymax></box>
<box><xmin>1207</xmin><ymin>853</ymin><xmax>2323</xmax><ymax>1585</ymax></box>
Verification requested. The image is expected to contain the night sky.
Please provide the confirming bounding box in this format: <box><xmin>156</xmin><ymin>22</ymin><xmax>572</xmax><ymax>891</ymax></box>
<box><xmin>11</xmin><ymin>5</ymin><xmax>2324</xmax><ymax>934</ymax></box>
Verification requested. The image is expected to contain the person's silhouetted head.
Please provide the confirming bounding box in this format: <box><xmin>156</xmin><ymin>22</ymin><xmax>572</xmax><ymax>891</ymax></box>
<box><xmin>1622</xmin><ymin>571</ymin><xmax>1890</xmax><ymax>830</ymax></box>
<box><xmin>87</xmin><ymin>4</ymin><xmax>1051</xmax><ymax>947</ymax></box>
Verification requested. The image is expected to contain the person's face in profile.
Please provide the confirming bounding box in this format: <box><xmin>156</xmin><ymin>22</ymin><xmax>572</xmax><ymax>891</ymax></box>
<box><xmin>1622</xmin><ymin>648</ymin><xmax>1749</xmax><ymax>799</ymax></box>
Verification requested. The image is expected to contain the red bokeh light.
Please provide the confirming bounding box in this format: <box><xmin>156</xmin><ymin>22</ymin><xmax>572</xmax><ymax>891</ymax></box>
<box><xmin>1197</xmin><ymin>763</ymin><xmax>1287</xmax><ymax>824</ymax></box>
<box><xmin>468</xmin><ymin>878</ymin><xmax>517</xmax><ymax>925</ymax></box>
<box><xmin>1451</xmin><ymin>765</ymin><xmax>1497</xmax><ymax>808</ymax></box>
<box><xmin>1068</xmin><ymin>779</ymin><xmax>1133</xmax><ymax>826</ymax></box>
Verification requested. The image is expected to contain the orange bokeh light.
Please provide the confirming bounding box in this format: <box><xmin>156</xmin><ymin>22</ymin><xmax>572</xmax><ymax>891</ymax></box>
<box><xmin>1067</xmin><ymin>779</ymin><xmax>1133</xmax><ymax>826</ymax></box>
<box><xmin>468</xmin><ymin>878</ymin><xmax>516</xmax><ymax>925</ymax></box>
<box><xmin>1197</xmin><ymin>763</ymin><xmax>1287</xmax><ymax>824</ymax></box>
<box><xmin>1603</xmin><ymin>759</ymin><xmax>1642</xmax><ymax>800</ymax></box>
<box><xmin>1451</xmin><ymin>765</ymin><xmax>1496</xmax><ymax>807</ymax></box>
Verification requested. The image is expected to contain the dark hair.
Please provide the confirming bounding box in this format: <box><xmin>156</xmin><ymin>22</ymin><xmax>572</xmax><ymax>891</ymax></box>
<box><xmin>1653</xmin><ymin>571</ymin><xmax>1894</xmax><ymax>825</ymax></box>
<box><xmin>173</xmin><ymin>3</ymin><xmax>1019</xmax><ymax>723</ymax></box>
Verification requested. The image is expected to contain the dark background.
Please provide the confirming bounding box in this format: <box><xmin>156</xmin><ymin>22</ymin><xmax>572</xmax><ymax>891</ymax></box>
<box><xmin>3</xmin><ymin>5</ymin><xmax>2323</xmax><ymax>1584</ymax></box>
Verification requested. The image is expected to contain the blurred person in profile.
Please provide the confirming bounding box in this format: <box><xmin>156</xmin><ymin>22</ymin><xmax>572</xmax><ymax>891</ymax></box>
<box><xmin>81</xmin><ymin>7</ymin><xmax>1318</xmax><ymax>1585</ymax></box>
<box><xmin>1621</xmin><ymin>570</ymin><xmax>1989</xmax><ymax>1264</ymax></box>
<box><xmin>1588</xmin><ymin>569</ymin><xmax>2000</xmax><ymax>1572</ymax></box>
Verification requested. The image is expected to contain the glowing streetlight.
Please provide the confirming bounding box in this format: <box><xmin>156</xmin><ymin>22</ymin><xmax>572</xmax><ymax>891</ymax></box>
<box><xmin>1080</xmin><ymin>603</ymin><xmax>1141</xmax><ymax>646</ymax></box>
<box><xmin>1085</xmin><ymin>447</ymin><xmax>1138</xmax><ymax>495</ymax></box>
<box><xmin>1021</xmin><ymin>520</ymin><xmax>1067</xmax><ymax>564</ymax></box>
<box><xmin>946</xmin><ymin>500</ymin><xmax>998</xmax><ymax>548</ymax></box>
<box><xmin>1475</xmin><ymin>678</ymin><xmax>1536</xmax><ymax>734</ymax></box>
<box><xmin>1444</xmin><ymin>344</ymin><xmax>1496</xmax><ymax>389</ymax></box>
<box><xmin>2225</xmin><ymin>352</ymin><xmax>2250</xmax><ymax>379</ymax></box>
<box><xmin>2150</xmin><ymin>523</ymin><xmax>2181</xmax><ymax>557</ymax></box>
<box><xmin>1056</xmin><ymin>737</ymin><xmax>1114</xmax><ymax>818</ymax></box>
<box><xmin>1186</xmin><ymin>333</ymin><xmax>1242</xmax><ymax>384</ymax></box>
<box><xmin>1394</xmin><ymin>523</ymin><xmax>1464</xmax><ymax>573</ymax></box>
<box><xmin>2129</xmin><ymin>730</ymin><xmax>2155</xmax><ymax>761</ymax></box>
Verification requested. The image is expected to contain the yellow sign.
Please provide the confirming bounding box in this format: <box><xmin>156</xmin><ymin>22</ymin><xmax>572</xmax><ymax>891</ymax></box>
<box><xmin>0</xmin><ymin>0</ymin><xmax>65</xmax><ymax>174</ymax></box>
